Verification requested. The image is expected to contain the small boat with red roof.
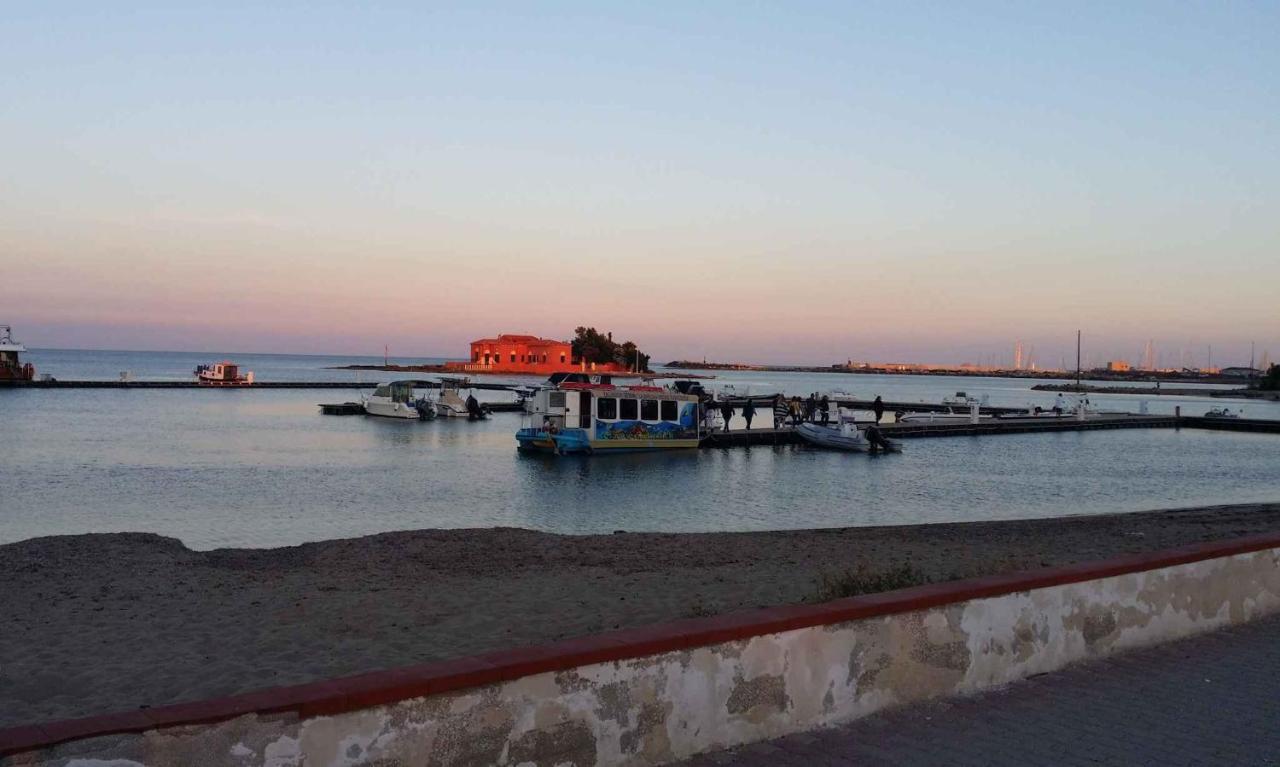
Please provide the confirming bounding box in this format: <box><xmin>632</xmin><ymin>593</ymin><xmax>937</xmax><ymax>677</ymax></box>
<box><xmin>194</xmin><ymin>360</ymin><xmax>254</xmax><ymax>386</ymax></box>
<box><xmin>0</xmin><ymin>325</ymin><xmax>35</xmax><ymax>382</ymax></box>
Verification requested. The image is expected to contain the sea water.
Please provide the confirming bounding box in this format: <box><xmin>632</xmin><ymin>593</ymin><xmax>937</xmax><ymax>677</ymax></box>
<box><xmin>1</xmin><ymin>350</ymin><xmax>1277</xmax><ymax>549</ymax></box>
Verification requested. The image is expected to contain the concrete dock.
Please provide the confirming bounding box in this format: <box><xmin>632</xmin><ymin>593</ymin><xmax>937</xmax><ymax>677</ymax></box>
<box><xmin>702</xmin><ymin>414</ymin><xmax>1278</xmax><ymax>447</ymax></box>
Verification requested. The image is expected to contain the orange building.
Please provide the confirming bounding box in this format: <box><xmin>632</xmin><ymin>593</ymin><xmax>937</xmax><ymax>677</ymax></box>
<box><xmin>446</xmin><ymin>334</ymin><xmax>627</xmax><ymax>375</ymax></box>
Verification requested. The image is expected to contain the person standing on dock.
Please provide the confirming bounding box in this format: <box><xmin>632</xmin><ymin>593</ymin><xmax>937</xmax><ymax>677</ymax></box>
<box><xmin>773</xmin><ymin>395</ymin><xmax>788</xmax><ymax>428</ymax></box>
<box><xmin>789</xmin><ymin>397</ymin><xmax>803</xmax><ymax>427</ymax></box>
<box><xmin>819</xmin><ymin>395</ymin><xmax>831</xmax><ymax>426</ymax></box>
<box><xmin>873</xmin><ymin>395</ymin><xmax>885</xmax><ymax>423</ymax></box>
<box><xmin>719</xmin><ymin>399</ymin><xmax>735</xmax><ymax>432</ymax></box>
<box><xmin>742</xmin><ymin>399</ymin><xmax>756</xmax><ymax>430</ymax></box>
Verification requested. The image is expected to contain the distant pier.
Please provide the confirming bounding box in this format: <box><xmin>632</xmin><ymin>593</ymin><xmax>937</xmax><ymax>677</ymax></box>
<box><xmin>3</xmin><ymin>380</ymin><xmax>521</xmax><ymax>391</ymax></box>
<box><xmin>702</xmin><ymin>414</ymin><xmax>1279</xmax><ymax>447</ymax></box>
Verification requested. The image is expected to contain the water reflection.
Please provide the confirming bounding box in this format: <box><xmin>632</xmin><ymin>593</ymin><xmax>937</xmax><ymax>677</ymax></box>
<box><xmin>2</xmin><ymin>379</ymin><xmax>1277</xmax><ymax>550</ymax></box>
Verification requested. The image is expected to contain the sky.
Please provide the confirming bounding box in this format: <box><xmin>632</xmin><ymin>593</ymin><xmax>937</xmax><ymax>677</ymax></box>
<box><xmin>1</xmin><ymin>2</ymin><xmax>1277</xmax><ymax>367</ymax></box>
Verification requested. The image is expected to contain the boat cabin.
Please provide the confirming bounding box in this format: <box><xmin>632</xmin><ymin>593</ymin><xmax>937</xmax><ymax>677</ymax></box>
<box><xmin>195</xmin><ymin>361</ymin><xmax>254</xmax><ymax>385</ymax></box>
<box><xmin>372</xmin><ymin>381</ymin><xmax>418</xmax><ymax>403</ymax></box>
<box><xmin>0</xmin><ymin>325</ymin><xmax>34</xmax><ymax>382</ymax></box>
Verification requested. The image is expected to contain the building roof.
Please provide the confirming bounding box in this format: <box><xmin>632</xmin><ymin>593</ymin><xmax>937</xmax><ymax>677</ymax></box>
<box><xmin>472</xmin><ymin>334</ymin><xmax>569</xmax><ymax>346</ymax></box>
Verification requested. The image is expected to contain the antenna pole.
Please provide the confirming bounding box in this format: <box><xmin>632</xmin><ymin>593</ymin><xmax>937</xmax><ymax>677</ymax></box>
<box><xmin>1076</xmin><ymin>330</ymin><xmax>1082</xmax><ymax>390</ymax></box>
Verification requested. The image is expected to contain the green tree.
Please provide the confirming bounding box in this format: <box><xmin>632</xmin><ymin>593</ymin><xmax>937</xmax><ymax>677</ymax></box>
<box><xmin>571</xmin><ymin>327</ymin><xmax>651</xmax><ymax>372</ymax></box>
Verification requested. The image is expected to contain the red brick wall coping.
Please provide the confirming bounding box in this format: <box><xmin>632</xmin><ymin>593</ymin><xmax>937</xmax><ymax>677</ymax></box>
<box><xmin>4</xmin><ymin>531</ymin><xmax>1280</xmax><ymax>757</ymax></box>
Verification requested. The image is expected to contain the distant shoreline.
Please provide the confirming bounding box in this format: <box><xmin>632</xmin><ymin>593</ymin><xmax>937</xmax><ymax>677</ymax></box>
<box><xmin>1032</xmin><ymin>383</ymin><xmax>1277</xmax><ymax>400</ymax></box>
<box><xmin>664</xmin><ymin>360</ymin><xmax>1254</xmax><ymax>386</ymax></box>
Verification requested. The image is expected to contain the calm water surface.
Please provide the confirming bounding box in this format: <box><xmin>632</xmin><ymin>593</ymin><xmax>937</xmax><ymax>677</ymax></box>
<box><xmin>2</xmin><ymin>351</ymin><xmax>1277</xmax><ymax>549</ymax></box>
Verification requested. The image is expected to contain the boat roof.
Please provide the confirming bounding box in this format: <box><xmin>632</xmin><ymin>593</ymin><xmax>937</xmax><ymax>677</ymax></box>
<box><xmin>0</xmin><ymin>325</ymin><xmax>25</xmax><ymax>352</ymax></box>
<box><xmin>557</xmin><ymin>383</ymin><xmax>698</xmax><ymax>400</ymax></box>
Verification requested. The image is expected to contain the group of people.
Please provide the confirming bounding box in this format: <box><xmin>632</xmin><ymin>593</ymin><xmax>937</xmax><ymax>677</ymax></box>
<box><xmin>707</xmin><ymin>392</ymin><xmax>889</xmax><ymax>431</ymax></box>
<box><xmin>770</xmin><ymin>393</ymin><xmax>833</xmax><ymax>428</ymax></box>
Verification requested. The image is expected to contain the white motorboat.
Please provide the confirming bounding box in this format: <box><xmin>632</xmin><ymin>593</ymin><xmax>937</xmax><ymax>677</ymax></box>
<box><xmin>795</xmin><ymin>420</ymin><xmax>901</xmax><ymax>453</ymax></box>
<box><xmin>941</xmin><ymin>391</ymin><xmax>988</xmax><ymax>407</ymax></box>
<box><xmin>362</xmin><ymin>381</ymin><xmax>436</xmax><ymax>420</ymax></box>
<box><xmin>897</xmin><ymin>409</ymin><xmax>975</xmax><ymax>423</ymax></box>
<box><xmin>436</xmin><ymin>377</ymin><xmax>489</xmax><ymax>419</ymax></box>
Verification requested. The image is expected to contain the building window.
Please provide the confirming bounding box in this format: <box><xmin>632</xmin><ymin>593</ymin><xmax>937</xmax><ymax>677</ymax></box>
<box><xmin>619</xmin><ymin>399</ymin><xmax>638</xmax><ymax>420</ymax></box>
<box><xmin>597</xmin><ymin>397</ymin><xmax>617</xmax><ymax>419</ymax></box>
<box><xmin>510</xmin><ymin>353</ymin><xmax>516</xmax><ymax>363</ymax></box>
<box><xmin>640</xmin><ymin>399</ymin><xmax>659</xmax><ymax>421</ymax></box>
<box><xmin>542</xmin><ymin>354</ymin><xmax>547</xmax><ymax>363</ymax></box>
<box><xmin>660</xmin><ymin>400</ymin><xmax>678</xmax><ymax>421</ymax></box>
<box><xmin>560</xmin><ymin>353</ymin><xmax>566</xmax><ymax>363</ymax></box>
<box><xmin>484</xmin><ymin>354</ymin><xmax>490</xmax><ymax>364</ymax></box>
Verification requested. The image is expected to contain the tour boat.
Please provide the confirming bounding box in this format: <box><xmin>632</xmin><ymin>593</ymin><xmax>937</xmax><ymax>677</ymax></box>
<box><xmin>0</xmin><ymin>325</ymin><xmax>35</xmax><ymax>382</ymax></box>
<box><xmin>516</xmin><ymin>381</ymin><xmax>703</xmax><ymax>454</ymax></box>
<box><xmin>362</xmin><ymin>381</ymin><xmax>436</xmax><ymax>420</ymax></box>
<box><xmin>194</xmin><ymin>361</ymin><xmax>253</xmax><ymax>385</ymax></box>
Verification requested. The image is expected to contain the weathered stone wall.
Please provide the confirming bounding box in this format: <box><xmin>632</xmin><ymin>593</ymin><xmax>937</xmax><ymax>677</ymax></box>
<box><xmin>8</xmin><ymin>547</ymin><xmax>1280</xmax><ymax>767</ymax></box>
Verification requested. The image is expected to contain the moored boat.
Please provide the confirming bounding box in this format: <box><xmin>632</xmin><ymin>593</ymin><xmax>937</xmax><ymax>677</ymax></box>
<box><xmin>793</xmin><ymin>422</ymin><xmax>906</xmax><ymax>453</ymax></box>
<box><xmin>435</xmin><ymin>377</ymin><xmax>490</xmax><ymax>419</ymax></box>
<box><xmin>0</xmin><ymin>325</ymin><xmax>35</xmax><ymax>382</ymax></box>
<box><xmin>194</xmin><ymin>361</ymin><xmax>253</xmax><ymax>386</ymax></box>
<box><xmin>362</xmin><ymin>380</ymin><xmax>436</xmax><ymax>420</ymax></box>
<box><xmin>517</xmin><ymin>380</ymin><xmax>703</xmax><ymax>454</ymax></box>
<box><xmin>941</xmin><ymin>391</ymin><xmax>988</xmax><ymax>408</ymax></box>
<box><xmin>897</xmin><ymin>409</ymin><xmax>975</xmax><ymax>423</ymax></box>
<box><xmin>1204</xmin><ymin>407</ymin><xmax>1241</xmax><ymax>419</ymax></box>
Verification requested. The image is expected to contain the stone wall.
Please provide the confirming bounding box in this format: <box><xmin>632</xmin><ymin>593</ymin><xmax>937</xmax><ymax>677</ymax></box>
<box><xmin>5</xmin><ymin>537</ymin><xmax>1280</xmax><ymax>767</ymax></box>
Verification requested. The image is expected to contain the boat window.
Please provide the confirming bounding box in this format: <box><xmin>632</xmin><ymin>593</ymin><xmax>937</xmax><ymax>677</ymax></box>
<box><xmin>549</xmin><ymin>391</ymin><xmax>566</xmax><ymax>408</ymax></box>
<box><xmin>640</xmin><ymin>398</ymin><xmax>659</xmax><ymax>421</ymax></box>
<box><xmin>660</xmin><ymin>400</ymin><xmax>678</xmax><ymax>421</ymax></box>
<box><xmin>373</xmin><ymin>385</ymin><xmax>390</xmax><ymax>397</ymax></box>
<box><xmin>597</xmin><ymin>397</ymin><xmax>617</xmax><ymax>419</ymax></box>
<box><xmin>619</xmin><ymin>398</ymin><xmax>638</xmax><ymax>420</ymax></box>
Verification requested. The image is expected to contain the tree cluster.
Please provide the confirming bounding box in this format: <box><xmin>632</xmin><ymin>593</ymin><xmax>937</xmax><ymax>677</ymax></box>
<box><xmin>571</xmin><ymin>326</ymin><xmax>651</xmax><ymax>372</ymax></box>
<box><xmin>1260</xmin><ymin>364</ymin><xmax>1280</xmax><ymax>391</ymax></box>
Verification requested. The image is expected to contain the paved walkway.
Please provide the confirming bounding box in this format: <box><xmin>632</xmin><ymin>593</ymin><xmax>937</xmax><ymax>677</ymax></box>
<box><xmin>684</xmin><ymin>614</ymin><xmax>1280</xmax><ymax>766</ymax></box>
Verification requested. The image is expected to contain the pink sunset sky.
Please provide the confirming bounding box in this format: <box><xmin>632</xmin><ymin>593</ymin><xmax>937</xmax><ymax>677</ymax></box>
<box><xmin>2</xmin><ymin>4</ymin><xmax>1277</xmax><ymax>368</ymax></box>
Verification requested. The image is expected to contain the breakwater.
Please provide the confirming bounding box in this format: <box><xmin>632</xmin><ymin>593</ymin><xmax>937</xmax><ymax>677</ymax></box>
<box><xmin>2</xmin><ymin>379</ymin><xmax>521</xmax><ymax>391</ymax></box>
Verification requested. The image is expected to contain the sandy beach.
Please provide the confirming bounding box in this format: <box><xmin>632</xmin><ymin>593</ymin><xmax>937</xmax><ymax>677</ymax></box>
<box><xmin>3</xmin><ymin>502</ymin><xmax>1280</xmax><ymax>728</ymax></box>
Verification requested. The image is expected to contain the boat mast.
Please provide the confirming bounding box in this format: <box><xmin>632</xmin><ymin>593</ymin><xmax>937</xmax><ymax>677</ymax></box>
<box><xmin>1075</xmin><ymin>330</ymin><xmax>1081</xmax><ymax>391</ymax></box>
